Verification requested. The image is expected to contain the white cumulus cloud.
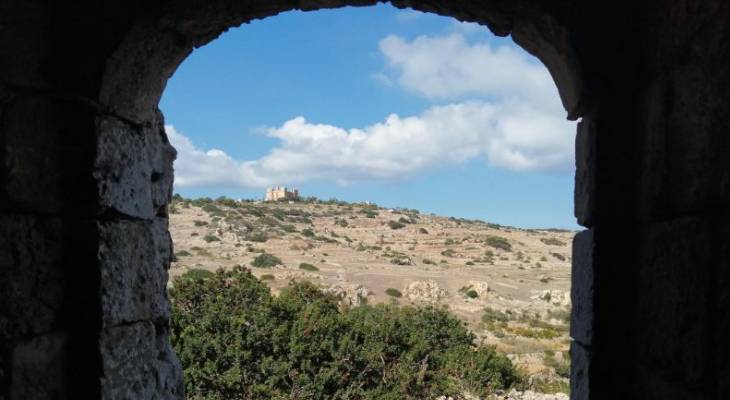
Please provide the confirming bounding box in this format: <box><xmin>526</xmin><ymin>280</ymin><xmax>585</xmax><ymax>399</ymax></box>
<box><xmin>377</xmin><ymin>33</ymin><xmax>561</xmax><ymax>111</ymax></box>
<box><xmin>168</xmin><ymin>32</ymin><xmax>575</xmax><ymax>189</ymax></box>
<box><xmin>168</xmin><ymin>100</ymin><xmax>572</xmax><ymax>189</ymax></box>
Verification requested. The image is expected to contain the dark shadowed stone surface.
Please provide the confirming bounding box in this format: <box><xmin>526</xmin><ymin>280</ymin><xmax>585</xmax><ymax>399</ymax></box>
<box><xmin>0</xmin><ymin>215</ymin><xmax>65</xmax><ymax>339</ymax></box>
<box><xmin>570</xmin><ymin>341</ymin><xmax>590</xmax><ymax>400</ymax></box>
<box><xmin>1</xmin><ymin>96</ymin><xmax>95</xmax><ymax>215</ymax></box>
<box><xmin>570</xmin><ymin>229</ymin><xmax>594</xmax><ymax>346</ymax></box>
<box><xmin>573</xmin><ymin>115</ymin><xmax>595</xmax><ymax>227</ymax></box>
<box><xmin>10</xmin><ymin>332</ymin><xmax>67</xmax><ymax>400</ymax></box>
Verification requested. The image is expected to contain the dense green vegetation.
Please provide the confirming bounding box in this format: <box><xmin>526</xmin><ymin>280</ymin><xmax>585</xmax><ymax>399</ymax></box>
<box><xmin>170</xmin><ymin>267</ymin><xmax>520</xmax><ymax>399</ymax></box>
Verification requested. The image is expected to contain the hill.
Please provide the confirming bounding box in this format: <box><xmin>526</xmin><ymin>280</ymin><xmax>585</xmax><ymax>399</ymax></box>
<box><xmin>168</xmin><ymin>196</ymin><xmax>573</xmax><ymax>394</ymax></box>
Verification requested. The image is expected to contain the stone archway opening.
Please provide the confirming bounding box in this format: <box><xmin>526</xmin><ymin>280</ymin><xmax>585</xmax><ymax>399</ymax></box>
<box><xmin>160</xmin><ymin>5</ymin><xmax>579</xmax><ymax>398</ymax></box>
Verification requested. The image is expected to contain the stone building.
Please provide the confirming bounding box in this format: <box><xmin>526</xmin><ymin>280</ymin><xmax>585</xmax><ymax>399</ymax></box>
<box><xmin>265</xmin><ymin>186</ymin><xmax>299</xmax><ymax>201</ymax></box>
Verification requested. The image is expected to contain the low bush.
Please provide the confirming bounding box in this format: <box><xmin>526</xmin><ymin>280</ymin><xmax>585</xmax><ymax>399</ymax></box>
<box><xmin>280</xmin><ymin>224</ymin><xmax>297</xmax><ymax>233</ymax></box>
<box><xmin>465</xmin><ymin>290</ymin><xmax>479</xmax><ymax>299</ymax></box>
<box><xmin>180</xmin><ymin>268</ymin><xmax>214</xmax><ymax>282</ymax></box>
<box><xmin>540</xmin><ymin>237</ymin><xmax>566</xmax><ymax>246</ymax></box>
<box><xmin>247</xmin><ymin>231</ymin><xmax>268</xmax><ymax>242</ymax></box>
<box><xmin>301</xmin><ymin>228</ymin><xmax>315</xmax><ymax>237</ymax></box>
<box><xmin>175</xmin><ymin>250</ymin><xmax>192</xmax><ymax>257</ymax></box>
<box><xmin>385</xmin><ymin>288</ymin><xmax>403</xmax><ymax>298</ymax></box>
<box><xmin>299</xmin><ymin>263</ymin><xmax>319</xmax><ymax>272</ymax></box>
<box><xmin>251</xmin><ymin>253</ymin><xmax>282</xmax><ymax>268</ymax></box>
<box><xmin>550</xmin><ymin>252</ymin><xmax>566</xmax><ymax>261</ymax></box>
<box><xmin>193</xmin><ymin>220</ymin><xmax>208</xmax><ymax>227</ymax></box>
<box><xmin>203</xmin><ymin>234</ymin><xmax>220</xmax><ymax>243</ymax></box>
<box><xmin>485</xmin><ymin>235</ymin><xmax>512</xmax><ymax>252</ymax></box>
<box><xmin>482</xmin><ymin>307</ymin><xmax>510</xmax><ymax>323</ymax></box>
<box><xmin>441</xmin><ymin>249</ymin><xmax>457</xmax><ymax>257</ymax></box>
<box><xmin>419</xmin><ymin>227</ymin><xmax>429</xmax><ymax>234</ymax></box>
<box><xmin>388</xmin><ymin>220</ymin><xmax>406</xmax><ymax>230</ymax></box>
<box><xmin>259</xmin><ymin>274</ymin><xmax>275</xmax><ymax>281</ymax></box>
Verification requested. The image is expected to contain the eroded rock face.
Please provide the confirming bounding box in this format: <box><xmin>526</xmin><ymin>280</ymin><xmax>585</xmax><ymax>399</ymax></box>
<box><xmin>405</xmin><ymin>280</ymin><xmax>448</xmax><ymax>303</ymax></box>
<box><xmin>325</xmin><ymin>284</ymin><xmax>372</xmax><ymax>307</ymax></box>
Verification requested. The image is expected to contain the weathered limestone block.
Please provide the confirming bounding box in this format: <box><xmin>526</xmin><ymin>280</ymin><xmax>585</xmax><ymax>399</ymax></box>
<box><xmin>94</xmin><ymin>112</ymin><xmax>175</xmax><ymax>220</ymax></box>
<box><xmin>99</xmin><ymin>321</ymin><xmax>183</xmax><ymax>400</ymax></box>
<box><xmin>10</xmin><ymin>332</ymin><xmax>67</xmax><ymax>400</ymax></box>
<box><xmin>570</xmin><ymin>229</ymin><xmax>594</xmax><ymax>346</ymax></box>
<box><xmin>97</xmin><ymin>218</ymin><xmax>172</xmax><ymax>328</ymax></box>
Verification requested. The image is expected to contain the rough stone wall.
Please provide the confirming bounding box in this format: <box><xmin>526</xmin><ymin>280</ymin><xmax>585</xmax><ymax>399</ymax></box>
<box><xmin>1</xmin><ymin>1</ymin><xmax>729</xmax><ymax>399</ymax></box>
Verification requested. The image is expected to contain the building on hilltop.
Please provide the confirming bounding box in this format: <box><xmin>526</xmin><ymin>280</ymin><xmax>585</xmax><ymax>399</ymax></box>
<box><xmin>265</xmin><ymin>186</ymin><xmax>299</xmax><ymax>201</ymax></box>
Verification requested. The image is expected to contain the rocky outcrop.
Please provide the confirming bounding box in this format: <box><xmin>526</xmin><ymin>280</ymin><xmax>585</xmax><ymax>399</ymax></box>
<box><xmin>404</xmin><ymin>280</ymin><xmax>447</xmax><ymax>303</ymax></box>
<box><xmin>325</xmin><ymin>284</ymin><xmax>371</xmax><ymax>307</ymax></box>
<box><xmin>496</xmin><ymin>390</ymin><xmax>568</xmax><ymax>400</ymax></box>
<box><xmin>531</xmin><ymin>289</ymin><xmax>570</xmax><ymax>308</ymax></box>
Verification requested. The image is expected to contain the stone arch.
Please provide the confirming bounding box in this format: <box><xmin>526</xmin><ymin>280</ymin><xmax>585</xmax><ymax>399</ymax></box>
<box><xmin>98</xmin><ymin>1</ymin><xmax>586</xmax><ymax>124</ymax></box>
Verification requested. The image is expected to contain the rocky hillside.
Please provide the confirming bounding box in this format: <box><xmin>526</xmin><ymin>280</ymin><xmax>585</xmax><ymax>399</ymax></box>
<box><xmin>169</xmin><ymin>196</ymin><xmax>574</xmax><ymax>394</ymax></box>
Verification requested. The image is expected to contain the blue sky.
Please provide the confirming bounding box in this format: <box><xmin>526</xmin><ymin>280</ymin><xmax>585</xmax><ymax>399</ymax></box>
<box><xmin>160</xmin><ymin>4</ymin><xmax>578</xmax><ymax>229</ymax></box>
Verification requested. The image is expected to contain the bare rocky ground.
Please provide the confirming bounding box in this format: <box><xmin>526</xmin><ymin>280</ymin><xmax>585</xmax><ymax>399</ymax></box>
<box><xmin>169</xmin><ymin>197</ymin><xmax>573</xmax><ymax>395</ymax></box>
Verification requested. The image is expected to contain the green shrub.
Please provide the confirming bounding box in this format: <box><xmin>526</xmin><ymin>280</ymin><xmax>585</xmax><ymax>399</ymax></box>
<box><xmin>193</xmin><ymin>220</ymin><xmax>208</xmax><ymax>227</ymax></box>
<box><xmin>335</xmin><ymin>219</ymin><xmax>348</xmax><ymax>227</ymax></box>
<box><xmin>441</xmin><ymin>249</ymin><xmax>457</xmax><ymax>257</ymax></box>
<box><xmin>299</xmin><ymin>263</ymin><xmax>319</xmax><ymax>272</ymax></box>
<box><xmin>422</xmin><ymin>258</ymin><xmax>435</xmax><ymax>265</ymax></box>
<box><xmin>247</xmin><ymin>231</ymin><xmax>268</xmax><ymax>242</ymax></box>
<box><xmin>385</xmin><ymin>288</ymin><xmax>403</xmax><ymax>298</ymax></box>
<box><xmin>181</xmin><ymin>268</ymin><xmax>214</xmax><ymax>281</ymax></box>
<box><xmin>418</xmin><ymin>227</ymin><xmax>429</xmax><ymax>234</ymax></box>
<box><xmin>281</xmin><ymin>224</ymin><xmax>297</xmax><ymax>233</ymax></box>
<box><xmin>485</xmin><ymin>235</ymin><xmax>512</xmax><ymax>251</ymax></box>
<box><xmin>540</xmin><ymin>237</ymin><xmax>566</xmax><ymax>246</ymax></box>
<box><xmin>251</xmin><ymin>253</ymin><xmax>282</xmax><ymax>268</ymax></box>
<box><xmin>175</xmin><ymin>250</ymin><xmax>192</xmax><ymax>257</ymax></box>
<box><xmin>482</xmin><ymin>307</ymin><xmax>509</xmax><ymax>323</ymax></box>
<box><xmin>170</xmin><ymin>268</ymin><xmax>519</xmax><ymax>399</ymax></box>
<box><xmin>258</xmin><ymin>216</ymin><xmax>280</xmax><ymax>227</ymax></box>
<box><xmin>388</xmin><ymin>220</ymin><xmax>405</xmax><ymax>230</ymax></box>
<box><xmin>203</xmin><ymin>234</ymin><xmax>220</xmax><ymax>243</ymax></box>
<box><xmin>465</xmin><ymin>290</ymin><xmax>479</xmax><ymax>299</ymax></box>
<box><xmin>301</xmin><ymin>228</ymin><xmax>315</xmax><ymax>237</ymax></box>
<box><xmin>259</xmin><ymin>274</ymin><xmax>275</xmax><ymax>281</ymax></box>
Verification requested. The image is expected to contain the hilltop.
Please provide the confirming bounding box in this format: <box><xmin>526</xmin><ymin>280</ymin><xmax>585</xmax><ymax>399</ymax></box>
<box><xmin>169</xmin><ymin>196</ymin><xmax>574</xmax><ymax>394</ymax></box>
